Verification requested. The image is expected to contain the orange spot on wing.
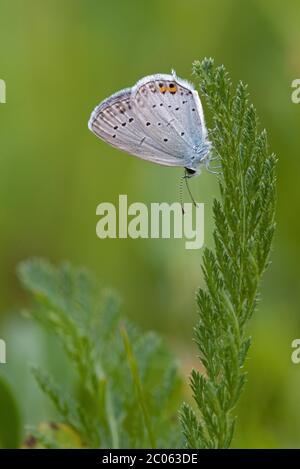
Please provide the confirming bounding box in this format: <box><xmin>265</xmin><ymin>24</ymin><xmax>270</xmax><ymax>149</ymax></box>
<box><xmin>169</xmin><ymin>84</ymin><xmax>177</xmax><ymax>94</ymax></box>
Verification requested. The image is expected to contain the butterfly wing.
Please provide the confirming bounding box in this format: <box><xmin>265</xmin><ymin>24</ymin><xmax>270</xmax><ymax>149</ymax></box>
<box><xmin>88</xmin><ymin>87</ymin><xmax>183</xmax><ymax>166</ymax></box>
<box><xmin>88</xmin><ymin>72</ymin><xmax>209</xmax><ymax>169</ymax></box>
<box><xmin>131</xmin><ymin>72</ymin><xmax>209</xmax><ymax>168</ymax></box>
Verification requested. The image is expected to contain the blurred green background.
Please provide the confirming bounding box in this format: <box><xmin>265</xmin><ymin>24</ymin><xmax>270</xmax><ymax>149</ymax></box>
<box><xmin>0</xmin><ymin>0</ymin><xmax>300</xmax><ymax>448</ymax></box>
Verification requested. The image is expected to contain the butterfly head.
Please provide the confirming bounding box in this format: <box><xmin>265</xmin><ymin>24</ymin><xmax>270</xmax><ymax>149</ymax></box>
<box><xmin>185</xmin><ymin>167</ymin><xmax>200</xmax><ymax>178</ymax></box>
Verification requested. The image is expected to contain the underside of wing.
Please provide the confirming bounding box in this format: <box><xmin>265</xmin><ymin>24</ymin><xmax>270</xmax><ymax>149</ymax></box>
<box><xmin>88</xmin><ymin>87</ymin><xmax>186</xmax><ymax>166</ymax></box>
<box><xmin>131</xmin><ymin>72</ymin><xmax>207</xmax><ymax>157</ymax></box>
<box><xmin>88</xmin><ymin>71</ymin><xmax>209</xmax><ymax>169</ymax></box>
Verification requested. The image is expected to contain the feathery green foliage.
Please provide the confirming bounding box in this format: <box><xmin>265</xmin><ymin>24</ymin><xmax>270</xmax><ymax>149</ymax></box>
<box><xmin>180</xmin><ymin>58</ymin><xmax>277</xmax><ymax>448</ymax></box>
<box><xmin>18</xmin><ymin>259</ymin><xmax>182</xmax><ymax>449</ymax></box>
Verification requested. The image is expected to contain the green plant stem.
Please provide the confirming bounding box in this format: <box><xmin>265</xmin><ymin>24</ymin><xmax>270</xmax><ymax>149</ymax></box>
<box><xmin>180</xmin><ymin>58</ymin><xmax>277</xmax><ymax>449</ymax></box>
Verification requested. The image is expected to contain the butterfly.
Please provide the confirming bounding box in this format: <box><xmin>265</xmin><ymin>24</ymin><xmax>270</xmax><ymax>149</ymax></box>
<box><xmin>88</xmin><ymin>70</ymin><xmax>211</xmax><ymax>178</ymax></box>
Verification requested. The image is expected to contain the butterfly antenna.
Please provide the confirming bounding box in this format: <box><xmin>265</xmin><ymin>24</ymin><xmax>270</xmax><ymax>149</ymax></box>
<box><xmin>179</xmin><ymin>175</ymin><xmax>185</xmax><ymax>214</ymax></box>
<box><xmin>184</xmin><ymin>170</ymin><xmax>197</xmax><ymax>207</ymax></box>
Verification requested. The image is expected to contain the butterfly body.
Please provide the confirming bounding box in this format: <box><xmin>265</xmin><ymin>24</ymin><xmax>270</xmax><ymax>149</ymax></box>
<box><xmin>88</xmin><ymin>71</ymin><xmax>211</xmax><ymax>177</ymax></box>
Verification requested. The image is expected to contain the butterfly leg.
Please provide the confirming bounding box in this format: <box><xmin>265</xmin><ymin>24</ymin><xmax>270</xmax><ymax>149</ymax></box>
<box><xmin>205</xmin><ymin>158</ymin><xmax>222</xmax><ymax>175</ymax></box>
